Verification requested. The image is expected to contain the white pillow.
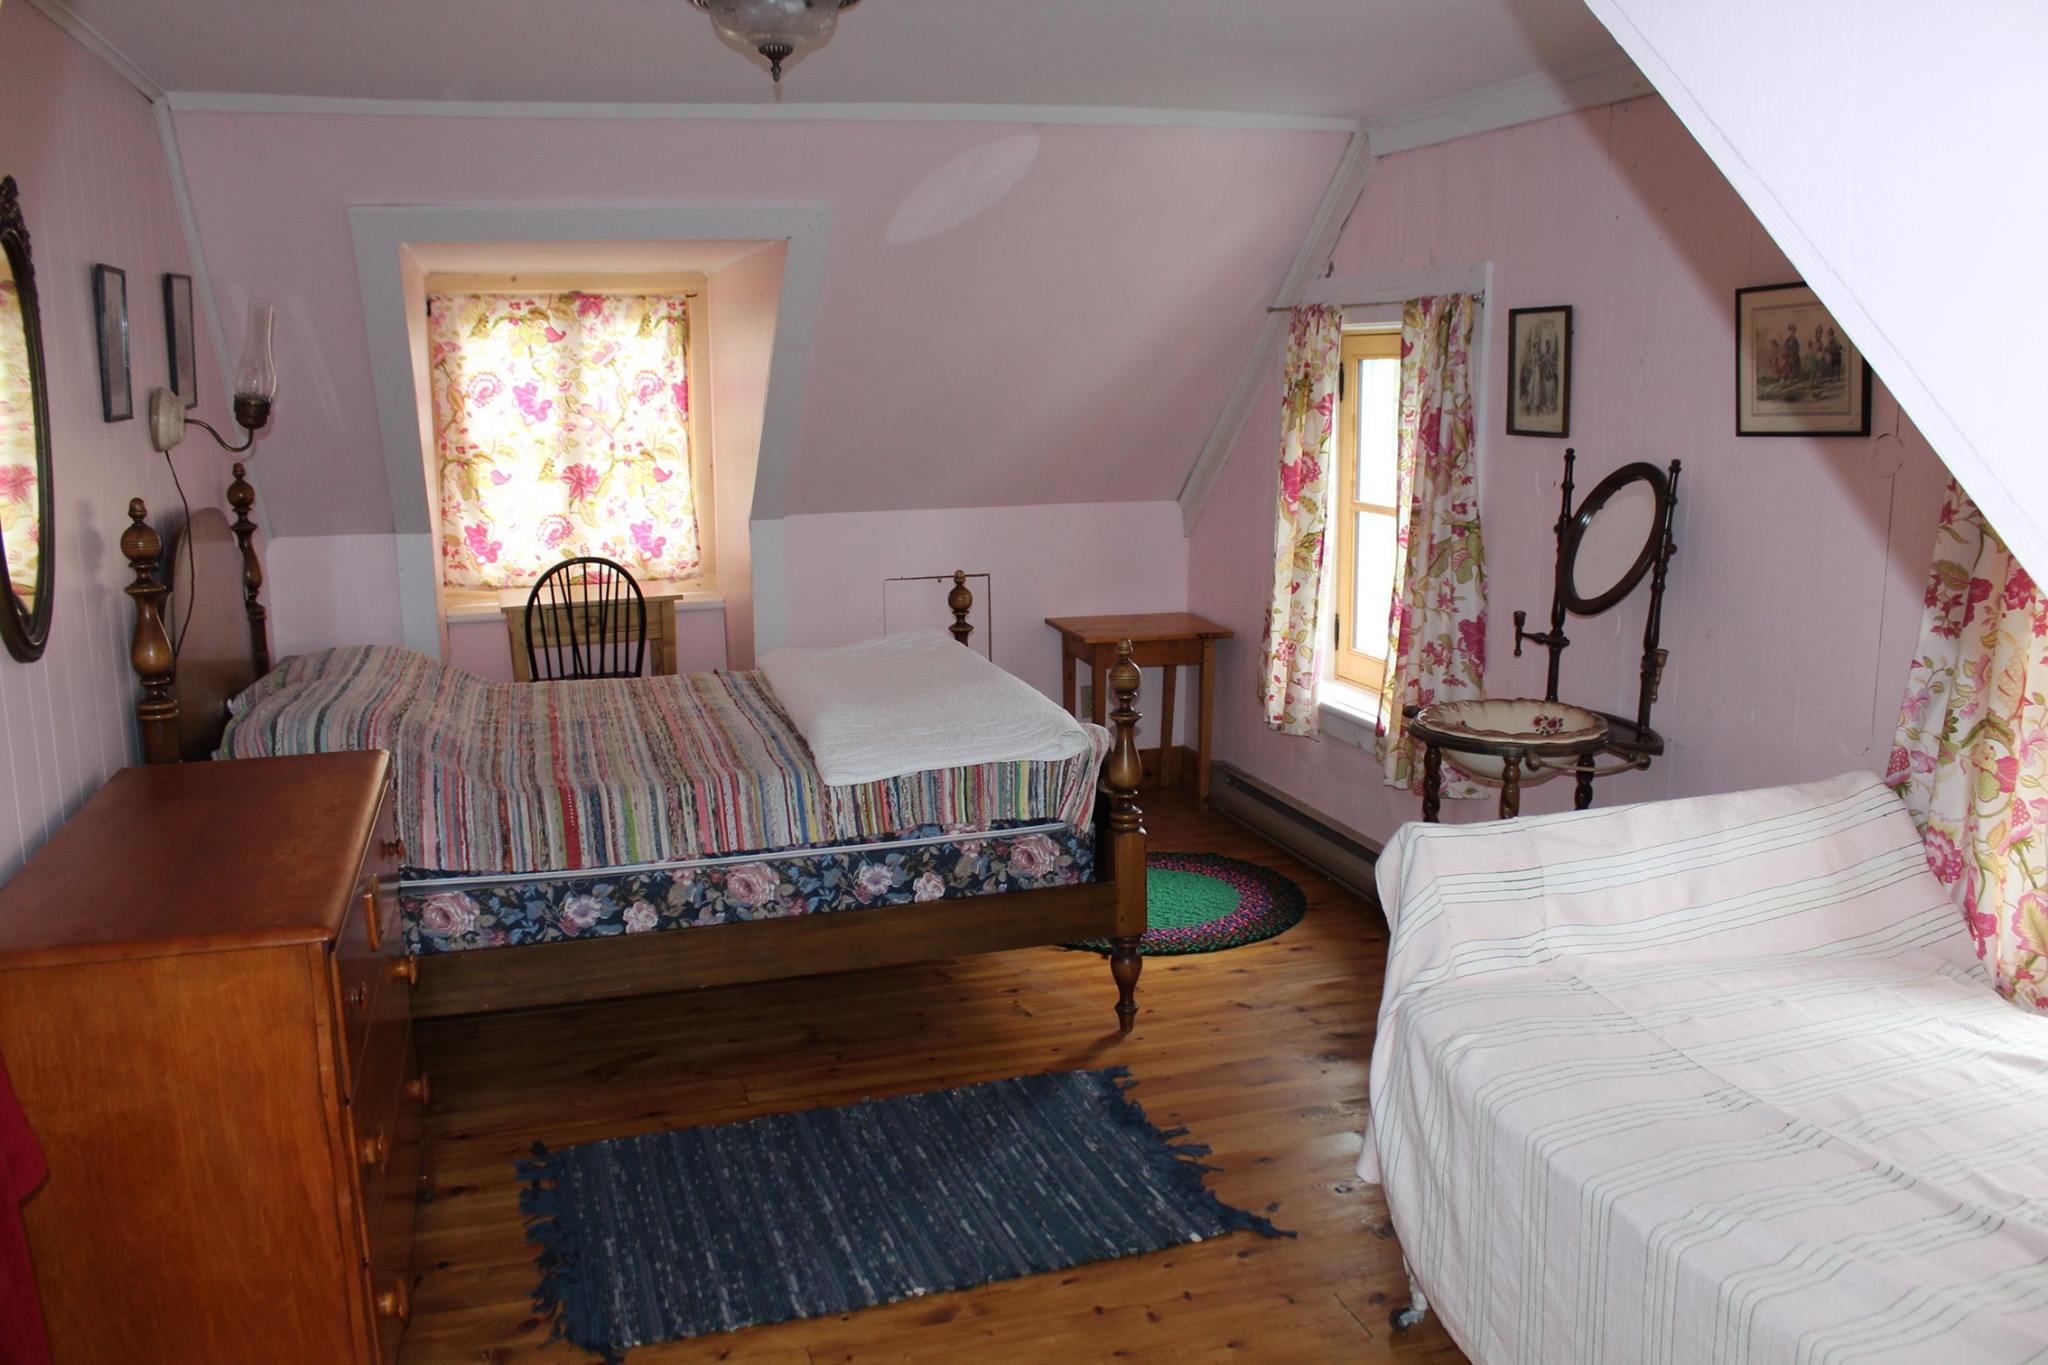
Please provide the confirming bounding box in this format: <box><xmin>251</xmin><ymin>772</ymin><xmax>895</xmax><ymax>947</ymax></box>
<box><xmin>758</xmin><ymin>630</ymin><xmax>1088</xmax><ymax>786</ymax></box>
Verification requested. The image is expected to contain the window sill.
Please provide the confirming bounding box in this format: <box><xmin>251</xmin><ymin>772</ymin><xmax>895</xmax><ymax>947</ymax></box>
<box><xmin>1318</xmin><ymin>680</ymin><xmax>1384</xmax><ymax>750</ymax></box>
<box><xmin>442</xmin><ymin>581</ymin><xmax>725</xmax><ymax>625</ymax></box>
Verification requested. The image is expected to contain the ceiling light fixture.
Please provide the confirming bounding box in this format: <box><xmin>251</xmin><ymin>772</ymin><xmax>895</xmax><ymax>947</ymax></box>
<box><xmin>690</xmin><ymin>0</ymin><xmax>862</xmax><ymax>86</ymax></box>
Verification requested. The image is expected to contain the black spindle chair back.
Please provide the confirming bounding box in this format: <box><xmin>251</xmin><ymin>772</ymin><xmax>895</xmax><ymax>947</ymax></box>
<box><xmin>524</xmin><ymin>556</ymin><xmax>648</xmax><ymax>682</ymax></box>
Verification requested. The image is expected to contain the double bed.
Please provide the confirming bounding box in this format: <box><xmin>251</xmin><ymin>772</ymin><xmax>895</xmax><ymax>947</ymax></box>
<box><xmin>1364</xmin><ymin>771</ymin><xmax>2048</xmax><ymax>1362</ymax></box>
<box><xmin>119</xmin><ymin>470</ymin><xmax>1149</xmax><ymax>1024</ymax></box>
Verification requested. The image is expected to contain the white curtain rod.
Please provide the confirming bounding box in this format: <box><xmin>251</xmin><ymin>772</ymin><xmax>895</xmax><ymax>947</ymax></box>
<box><xmin>1266</xmin><ymin>290</ymin><xmax>1486</xmax><ymax>313</ymax></box>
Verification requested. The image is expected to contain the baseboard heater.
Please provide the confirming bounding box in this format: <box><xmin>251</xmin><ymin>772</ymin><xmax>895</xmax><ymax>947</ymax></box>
<box><xmin>1206</xmin><ymin>761</ymin><xmax>1382</xmax><ymax>908</ymax></box>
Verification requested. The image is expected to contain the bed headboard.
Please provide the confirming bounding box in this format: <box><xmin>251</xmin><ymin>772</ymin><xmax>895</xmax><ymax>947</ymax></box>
<box><xmin>120</xmin><ymin>466</ymin><xmax>987</xmax><ymax>765</ymax></box>
<box><xmin>121</xmin><ymin>463</ymin><xmax>270</xmax><ymax>763</ymax></box>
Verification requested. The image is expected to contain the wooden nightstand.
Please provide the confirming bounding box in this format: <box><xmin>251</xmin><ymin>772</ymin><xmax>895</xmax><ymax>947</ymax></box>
<box><xmin>1046</xmin><ymin>613</ymin><xmax>1234</xmax><ymax>808</ymax></box>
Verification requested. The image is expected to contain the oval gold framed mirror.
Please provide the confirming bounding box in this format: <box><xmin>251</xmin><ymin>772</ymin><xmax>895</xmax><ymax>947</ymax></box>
<box><xmin>0</xmin><ymin>176</ymin><xmax>54</xmax><ymax>662</ymax></box>
<box><xmin>1561</xmin><ymin>461</ymin><xmax>1671</xmax><ymax>617</ymax></box>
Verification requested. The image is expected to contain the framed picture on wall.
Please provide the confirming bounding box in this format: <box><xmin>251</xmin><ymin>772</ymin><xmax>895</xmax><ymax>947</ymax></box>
<box><xmin>162</xmin><ymin>273</ymin><xmax>197</xmax><ymax>409</ymax></box>
<box><xmin>1506</xmin><ymin>305</ymin><xmax>1572</xmax><ymax>437</ymax></box>
<box><xmin>92</xmin><ymin>264</ymin><xmax>131</xmax><ymax>422</ymax></box>
<box><xmin>1735</xmin><ymin>282</ymin><xmax>1871</xmax><ymax>436</ymax></box>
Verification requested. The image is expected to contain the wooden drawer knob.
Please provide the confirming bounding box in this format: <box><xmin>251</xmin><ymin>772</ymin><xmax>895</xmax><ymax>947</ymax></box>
<box><xmin>381</xmin><ymin>837</ymin><xmax>406</xmax><ymax>864</ymax></box>
<box><xmin>390</xmin><ymin>956</ymin><xmax>419</xmax><ymax>987</ymax></box>
<box><xmin>344</xmin><ymin>982</ymin><xmax>370</xmax><ymax>1012</ymax></box>
<box><xmin>376</xmin><ymin>1278</ymin><xmax>410</xmax><ymax>1323</ymax></box>
<box><xmin>361</xmin><ymin>889</ymin><xmax>381</xmax><ymax>952</ymax></box>
<box><xmin>405</xmin><ymin>1073</ymin><xmax>432</xmax><ymax>1108</ymax></box>
<box><xmin>358</xmin><ymin>1126</ymin><xmax>388</xmax><ymax>1171</ymax></box>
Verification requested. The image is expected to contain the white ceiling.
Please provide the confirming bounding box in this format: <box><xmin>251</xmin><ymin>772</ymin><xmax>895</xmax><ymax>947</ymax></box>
<box><xmin>56</xmin><ymin>0</ymin><xmax>1627</xmax><ymax>120</ymax></box>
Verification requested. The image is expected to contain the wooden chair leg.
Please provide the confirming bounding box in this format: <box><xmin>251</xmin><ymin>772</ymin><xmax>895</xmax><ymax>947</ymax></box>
<box><xmin>1111</xmin><ymin>938</ymin><xmax>1142</xmax><ymax>1033</ymax></box>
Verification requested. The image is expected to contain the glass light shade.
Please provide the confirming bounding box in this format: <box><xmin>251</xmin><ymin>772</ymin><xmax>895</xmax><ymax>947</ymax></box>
<box><xmin>693</xmin><ymin>0</ymin><xmax>856</xmax><ymax>81</ymax></box>
<box><xmin>232</xmin><ymin>303</ymin><xmax>276</xmax><ymax>402</ymax></box>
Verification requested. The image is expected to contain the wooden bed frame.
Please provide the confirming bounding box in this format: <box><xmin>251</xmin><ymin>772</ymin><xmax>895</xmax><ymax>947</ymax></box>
<box><xmin>120</xmin><ymin>468</ymin><xmax>1150</xmax><ymax>1029</ymax></box>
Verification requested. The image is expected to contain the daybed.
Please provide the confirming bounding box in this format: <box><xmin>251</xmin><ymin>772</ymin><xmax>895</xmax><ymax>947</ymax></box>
<box><xmin>1364</xmin><ymin>771</ymin><xmax>2048</xmax><ymax>1363</ymax></box>
<box><xmin>118</xmin><ymin>469</ymin><xmax>1148</xmax><ymax>1025</ymax></box>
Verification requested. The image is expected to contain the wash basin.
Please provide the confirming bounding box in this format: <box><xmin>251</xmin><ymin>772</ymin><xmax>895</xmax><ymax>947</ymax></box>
<box><xmin>1409</xmin><ymin>697</ymin><xmax>1610</xmax><ymax>784</ymax></box>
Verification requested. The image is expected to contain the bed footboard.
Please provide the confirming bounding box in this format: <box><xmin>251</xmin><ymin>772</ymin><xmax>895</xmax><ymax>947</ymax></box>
<box><xmin>1102</xmin><ymin>640</ymin><xmax>1147</xmax><ymax>1032</ymax></box>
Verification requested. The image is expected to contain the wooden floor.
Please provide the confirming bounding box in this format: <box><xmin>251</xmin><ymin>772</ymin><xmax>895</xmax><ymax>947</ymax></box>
<box><xmin>401</xmin><ymin>790</ymin><xmax>1468</xmax><ymax>1363</ymax></box>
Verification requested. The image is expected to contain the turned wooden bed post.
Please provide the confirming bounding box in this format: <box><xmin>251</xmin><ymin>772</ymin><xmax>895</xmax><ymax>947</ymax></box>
<box><xmin>947</xmin><ymin>570</ymin><xmax>974</xmax><ymax>648</ymax></box>
<box><xmin>1104</xmin><ymin>639</ymin><xmax>1146</xmax><ymax>1033</ymax></box>
<box><xmin>122</xmin><ymin>499</ymin><xmax>179</xmax><ymax>765</ymax></box>
<box><xmin>227</xmin><ymin>462</ymin><xmax>271</xmax><ymax>678</ymax></box>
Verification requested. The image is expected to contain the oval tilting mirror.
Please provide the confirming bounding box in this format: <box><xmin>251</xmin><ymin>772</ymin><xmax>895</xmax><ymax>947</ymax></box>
<box><xmin>1562</xmin><ymin>461</ymin><xmax>1670</xmax><ymax>616</ymax></box>
<box><xmin>0</xmin><ymin>176</ymin><xmax>53</xmax><ymax>662</ymax></box>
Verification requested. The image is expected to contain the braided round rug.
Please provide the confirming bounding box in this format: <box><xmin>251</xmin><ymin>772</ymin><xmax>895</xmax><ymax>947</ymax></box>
<box><xmin>1069</xmin><ymin>852</ymin><xmax>1307</xmax><ymax>956</ymax></box>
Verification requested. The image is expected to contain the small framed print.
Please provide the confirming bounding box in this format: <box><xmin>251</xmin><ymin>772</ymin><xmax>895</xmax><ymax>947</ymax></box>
<box><xmin>93</xmin><ymin>263</ymin><xmax>131</xmax><ymax>422</ymax></box>
<box><xmin>163</xmin><ymin>272</ymin><xmax>197</xmax><ymax>409</ymax></box>
<box><xmin>1735</xmin><ymin>282</ymin><xmax>1871</xmax><ymax>436</ymax></box>
<box><xmin>1506</xmin><ymin>304</ymin><xmax>1572</xmax><ymax>437</ymax></box>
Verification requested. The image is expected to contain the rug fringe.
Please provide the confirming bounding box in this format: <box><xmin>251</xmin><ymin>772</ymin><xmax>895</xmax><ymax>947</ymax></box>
<box><xmin>1093</xmin><ymin>1067</ymin><xmax>1295</xmax><ymax>1240</ymax></box>
<box><xmin>520</xmin><ymin>1140</ymin><xmax>632</xmax><ymax>1364</ymax></box>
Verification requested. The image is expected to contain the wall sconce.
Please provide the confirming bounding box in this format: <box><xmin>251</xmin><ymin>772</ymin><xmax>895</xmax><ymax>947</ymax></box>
<box><xmin>148</xmin><ymin>303</ymin><xmax>276</xmax><ymax>454</ymax></box>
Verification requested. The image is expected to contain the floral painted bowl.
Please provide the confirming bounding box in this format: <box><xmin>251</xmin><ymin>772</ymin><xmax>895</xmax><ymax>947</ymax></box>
<box><xmin>1409</xmin><ymin>697</ymin><xmax>1610</xmax><ymax>784</ymax></box>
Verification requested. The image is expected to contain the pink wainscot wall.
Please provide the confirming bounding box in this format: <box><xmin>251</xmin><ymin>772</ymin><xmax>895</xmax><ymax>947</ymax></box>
<box><xmin>1189</xmin><ymin>96</ymin><xmax>1953</xmax><ymax>847</ymax></box>
<box><xmin>0</xmin><ymin>4</ymin><xmax>230</xmax><ymax>879</ymax></box>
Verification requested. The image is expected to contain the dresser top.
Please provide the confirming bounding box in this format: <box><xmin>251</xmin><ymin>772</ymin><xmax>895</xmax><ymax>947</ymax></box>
<box><xmin>0</xmin><ymin>752</ymin><xmax>390</xmax><ymax>969</ymax></box>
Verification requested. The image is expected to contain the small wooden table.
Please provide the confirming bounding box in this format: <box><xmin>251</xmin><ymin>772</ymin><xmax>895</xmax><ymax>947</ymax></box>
<box><xmin>1046</xmin><ymin>612</ymin><xmax>1234</xmax><ymax>807</ymax></box>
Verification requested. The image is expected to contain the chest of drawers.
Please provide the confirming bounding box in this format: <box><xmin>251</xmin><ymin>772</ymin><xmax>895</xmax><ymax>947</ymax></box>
<box><xmin>0</xmin><ymin>752</ymin><xmax>424</xmax><ymax>1364</ymax></box>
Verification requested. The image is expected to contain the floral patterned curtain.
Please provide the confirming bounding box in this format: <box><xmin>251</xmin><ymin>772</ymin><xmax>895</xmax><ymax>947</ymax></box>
<box><xmin>432</xmin><ymin>292</ymin><xmax>703</xmax><ymax>589</ymax></box>
<box><xmin>1888</xmin><ymin>480</ymin><xmax>2048</xmax><ymax>1008</ymax></box>
<box><xmin>1259</xmin><ymin>305</ymin><xmax>1343</xmax><ymax>734</ymax></box>
<box><xmin>1375</xmin><ymin>294</ymin><xmax>1487</xmax><ymax>794</ymax></box>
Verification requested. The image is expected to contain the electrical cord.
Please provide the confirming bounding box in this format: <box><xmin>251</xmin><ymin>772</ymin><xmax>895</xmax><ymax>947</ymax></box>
<box><xmin>163</xmin><ymin>450</ymin><xmax>198</xmax><ymax>660</ymax></box>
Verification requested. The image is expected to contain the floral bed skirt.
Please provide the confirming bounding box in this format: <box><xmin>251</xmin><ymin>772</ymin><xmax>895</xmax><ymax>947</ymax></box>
<box><xmin>400</xmin><ymin>820</ymin><xmax>1095</xmax><ymax>956</ymax></box>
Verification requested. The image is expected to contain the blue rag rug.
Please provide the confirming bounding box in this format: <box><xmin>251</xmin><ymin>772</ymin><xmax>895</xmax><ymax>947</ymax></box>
<box><xmin>519</xmin><ymin>1066</ymin><xmax>1289</xmax><ymax>1359</ymax></box>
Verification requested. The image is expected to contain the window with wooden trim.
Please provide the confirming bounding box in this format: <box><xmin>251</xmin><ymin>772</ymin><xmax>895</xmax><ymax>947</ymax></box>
<box><xmin>1330</xmin><ymin>329</ymin><xmax>1402</xmax><ymax>691</ymax></box>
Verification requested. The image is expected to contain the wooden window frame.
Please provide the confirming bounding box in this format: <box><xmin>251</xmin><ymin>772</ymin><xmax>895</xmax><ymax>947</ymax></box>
<box><xmin>1330</xmin><ymin>329</ymin><xmax>1402</xmax><ymax>692</ymax></box>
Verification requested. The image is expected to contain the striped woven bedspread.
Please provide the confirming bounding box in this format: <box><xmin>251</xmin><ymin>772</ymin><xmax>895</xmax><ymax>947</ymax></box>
<box><xmin>219</xmin><ymin>645</ymin><xmax>1108</xmax><ymax>876</ymax></box>
<box><xmin>1362</xmin><ymin>772</ymin><xmax>2048</xmax><ymax>1364</ymax></box>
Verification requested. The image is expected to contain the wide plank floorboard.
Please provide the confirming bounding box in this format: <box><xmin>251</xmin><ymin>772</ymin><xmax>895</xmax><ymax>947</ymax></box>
<box><xmin>403</xmin><ymin>790</ymin><xmax>1467</xmax><ymax>1363</ymax></box>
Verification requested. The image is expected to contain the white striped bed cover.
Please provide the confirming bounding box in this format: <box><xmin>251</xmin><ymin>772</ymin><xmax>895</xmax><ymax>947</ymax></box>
<box><xmin>1360</xmin><ymin>771</ymin><xmax>2048</xmax><ymax>1364</ymax></box>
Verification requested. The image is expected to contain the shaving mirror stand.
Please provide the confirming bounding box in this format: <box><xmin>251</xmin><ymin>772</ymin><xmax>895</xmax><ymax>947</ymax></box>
<box><xmin>1409</xmin><ymin>448</ymin><xmax>1682</xmax><ymax>820</ymax></box>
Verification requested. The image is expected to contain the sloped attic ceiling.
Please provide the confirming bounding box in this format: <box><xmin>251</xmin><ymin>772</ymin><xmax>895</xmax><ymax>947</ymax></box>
<box><xmin>58</xmin><ymin>0</ymin><xmax>1623</xmax><ymax>119</ymax></box>
<box><xmin>1583</xmin><ymin>0</ymin><xmax>2048</xmax><ymax>578</ymax></box>
<box><xmin>170</xmin><ymin>112</ymin><xmax>1346</xmax><ymax>535</ymax></box>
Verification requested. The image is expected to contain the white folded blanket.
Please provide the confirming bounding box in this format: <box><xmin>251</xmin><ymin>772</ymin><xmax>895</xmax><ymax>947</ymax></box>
<box><xmin>757</xmin><ymin>630</ymin><xmax>1090</xmax><ymax>786</ymax></box>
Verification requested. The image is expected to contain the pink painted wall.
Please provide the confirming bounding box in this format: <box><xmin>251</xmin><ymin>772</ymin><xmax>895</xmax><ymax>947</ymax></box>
<box><xmin>1190</xmin><ymin>96</ymin><xmax>1952</xmax><ymax>844</ymax></box>
<box><xmin>167</xmin><ymin>112</ymin><xmax>1346</xmax><ymax>539</ymax></box>
<box><xmin>705</xmin><ymin>241</ymin><xmax>785</xmax><ymax>669</ymax></box>
<box><xmin>0</xmin><ymin>3</ymin><xmax>227</xmax><ymax>877</ymax></box>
